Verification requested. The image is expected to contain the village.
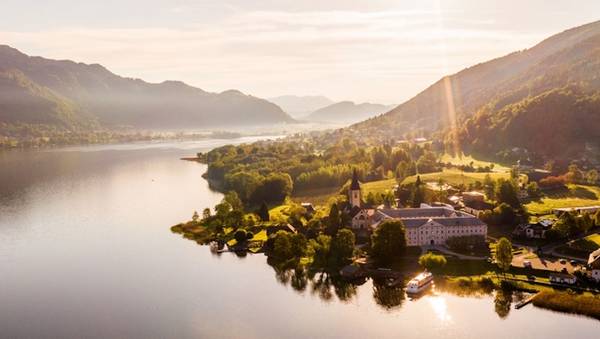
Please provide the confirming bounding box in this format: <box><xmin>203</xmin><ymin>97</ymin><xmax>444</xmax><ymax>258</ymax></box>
<box><xmin>173</xmin><ymin>162</ymin><xmax>600</xmax><ymax>294</ymax></box>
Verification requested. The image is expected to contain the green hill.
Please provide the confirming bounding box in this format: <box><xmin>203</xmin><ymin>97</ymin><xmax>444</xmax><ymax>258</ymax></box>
<box><xmin>0</xmin><ymin>69</ymin><xmax>96</xmax><ymax>129</ymax></box>
<box><xmin>348</xmin><ymin>20</ymin><xmax>600</xmax><ymax>146</ymax></box>
<box><xmin>0</xmin><ymin>45</ymin><xmax>294</xmax><ymax>129</ymax></box>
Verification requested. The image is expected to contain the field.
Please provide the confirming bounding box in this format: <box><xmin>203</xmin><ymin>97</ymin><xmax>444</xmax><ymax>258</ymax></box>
<box><xmin>524</xmin><ymin>184</ymin><xmax>600</xmax><ymax>215</ymax></box>
<box><xmin>440</xmin><ymin>153</ymin><xmax>509</xmax><ymax>172</ymax></box>
<box><xmin>361</xmin><ymin>178</ymin><xmax>397</xmax><ymax>196</ymax></box>
<box><xmin>292</xmin><ymin>186</ymin><xmax>340</xmax><ymax>205</ymax></box>
<box><xmin>401</xmin><ymin>169</ymin><xmax>509</xmax><ymax>186</ymax></box>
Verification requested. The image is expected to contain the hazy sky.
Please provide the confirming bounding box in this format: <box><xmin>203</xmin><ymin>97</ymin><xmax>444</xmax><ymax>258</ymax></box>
<box><xmin>1</xmin><ymin>1</ymin><xmax>599</xmax><ymax>103</ymax></box>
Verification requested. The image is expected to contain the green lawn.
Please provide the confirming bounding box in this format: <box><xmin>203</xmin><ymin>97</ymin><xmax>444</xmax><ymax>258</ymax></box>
<box><xmin>567</xmin><ymin>233</ymin><xmax>600</xmax><ymax>252</ymax></box>
<box><xmin>440</xmin><ymin>153</ymin><xmax>509</xmax><ymax>172</ymax></box>
<box><xmin>401</xmin><ymin>169</ymin><xmax>509</xmax><ymax>186</ymax></box>
<box><xmin>269</xmin><ymin>204</ymin><xmax>293</xmax><ymax>222</ymax></box>
<box><xmin>251</xmin><ymin>229</ymin><xmax>268</xmax><ymax>242</ymax></box>
<box><xmin>361</xmin><ymin>178</ymin><xmax>397</xmax><ymax>196</ymax></box>
<box><xmin>524</xmin><ymin>184</ymin><xmax>600</xmax><ymax>215</ymax></box>
<box><xmin>292</xmin><ymin>186</ymin><xmax>340</xmax><ymax>205</ymax></box>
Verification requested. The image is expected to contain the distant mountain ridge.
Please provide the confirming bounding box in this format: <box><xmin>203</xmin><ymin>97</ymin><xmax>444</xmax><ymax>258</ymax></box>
<box><xmin>305</xmin><ymin>101</ymin><xmax>395</xmax><ymax>124</ymax></box>
<box><xmin>0</xmin><ymin>45</ymin><xmax>294</xmax><ymax>129</ymax></box>
<box><xmin>268</xmin><ymin>95</ymin><xmax>334</xmax><ymax>118</ymax></box>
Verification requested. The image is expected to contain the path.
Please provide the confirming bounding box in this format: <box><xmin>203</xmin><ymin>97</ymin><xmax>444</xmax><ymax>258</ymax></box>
<box><xmin>423</xmin><ymin>245</ymin><xmax>487</xmax><ymax>260</ymax></box>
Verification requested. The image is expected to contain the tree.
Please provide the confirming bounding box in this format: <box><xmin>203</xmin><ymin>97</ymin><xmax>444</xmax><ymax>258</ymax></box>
<box><xmin>251</xmin><ymin>173</ymin><xmax>293</xmax><ymax>204</ymax></box>
<box><xmin>495</xmin><ymin>238</ymin><xmax>513</xmax><ymax>276</ymax></box>
<box><xmin>234</xmin><ymin>229</ymin><xmax>248</xmax><ymax>243</ymax></box>
<box><xmin>227</xmin><ymin>210</ymin><xmax>244</xmax><ymax>228</ymax></box>
<box><xmin>586</xmin><ymin>169</ymin><xmax>599</xmax><ymax>185</ymax></box>
<box><xmin>258</xmin><ymin>202</ymin><xmax>270</xmax><ymax>222</ymax></box>
<box><xmin>326</xmin><ymin>203</ymin><xmax>342</xmax><ymax>236</ymax></box>
<box><xmin>272</xmin><ymin>231</ymin><xmax>293</xmax><ymax>259</ymax></box>
<box><xmin>371</xmin><ymin>220</ymin><xmax>407</xmax><ymax>264</ymax></box>
<box><xmin>418</xmin><ymin>253</ymin><xmax>447</xmax><ymax>273</ymax></box>
<box><xmin>494</xmin><ymin>203</ymin><xmax>518</xmax><ymax>225</ymax></box>
<box><xmin>566</xmin><ymin>164</ymin><xmax>584</xmax><ymax>183</ymax></box>
<box><xmin>331</xmin><ymin>229</ymin><xmax>356</xmax><ymax>265</ymax></box>
<box><xmin>526</xmin><ymin>182</ymin><xmax>540</xmax><ymax>199</ymax></box>
<box><xmin>495</xmin><ymin>179</ymin><xmax>521</xmax><ymax>208</ymax></box>
<box><xmin>416</xmin><ymin>151</ymin><xmax>439</xmax><ymax>174</ymax></box>
<box><xmin>202</xmin><ymin>208</ymin><xmax>211</xmax><ymax>220</ymax></box>
<box><xmin>410</xmin><ymin>184</ymin><xmax>426</xmax><ymax>208</ymax></box>
<box><xmin>308</xmin><ymin>234</ymin><xmax>332</xmax><ymax>267</ymax></box>
<box><xmin>224</xmin><ymin>191</ymin><xmax>244</xmax><ymax>211</ymax></box>
<box><xmin>214</xmin><ymin>201</ymin><xmax>232</xmax><ymax>218</ymax></box>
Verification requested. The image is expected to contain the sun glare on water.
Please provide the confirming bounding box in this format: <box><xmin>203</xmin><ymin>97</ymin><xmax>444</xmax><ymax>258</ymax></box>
<box><xmin>428</xmin><ymin>295</ymin><xmax>453</xmax><ymax>323</ymax></box>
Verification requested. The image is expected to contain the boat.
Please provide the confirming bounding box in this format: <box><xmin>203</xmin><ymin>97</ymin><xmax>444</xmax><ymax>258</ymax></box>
<box><xmin>406</xmin><ymin>271</ymin><xmax>434</xmax><ymax>294</ymax></box>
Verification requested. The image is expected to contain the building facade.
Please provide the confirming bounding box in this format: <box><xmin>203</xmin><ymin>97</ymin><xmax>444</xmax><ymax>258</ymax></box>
<box><xmin>370</xmin><ymin>207</ymin><xmax>487</xmax><ymax>246</ymax></box>
<box><xmin>346</xmin><ymin>172</ymin><xmax>487</xmax><ymax>246</ymax></box>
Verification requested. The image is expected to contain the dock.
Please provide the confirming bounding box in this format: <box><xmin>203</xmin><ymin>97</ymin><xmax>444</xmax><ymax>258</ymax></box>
<box><xmin>515</xmin><ymin>292</ymin><xmax>540</xmax><ymax>309</ymax></box>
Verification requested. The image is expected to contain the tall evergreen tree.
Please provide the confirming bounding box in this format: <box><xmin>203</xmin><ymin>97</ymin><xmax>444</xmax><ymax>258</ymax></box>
<box><xmin>258</xmin><ymin>202</ymin><xmax>270</xmax><ymax>222</ymax></box>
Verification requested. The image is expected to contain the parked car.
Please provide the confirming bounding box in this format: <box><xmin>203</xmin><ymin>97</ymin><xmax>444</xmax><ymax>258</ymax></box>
<box><xmin>523</xmin><ymin>260</ymin><xmax>532</xmax><ymax>268</ymax></box>
<box><xmin>570</xmin><ymin>259</ymin><xmax>578</xmax><ymax>266</ymax></box>
<box><xmin>527</xmin><ymin>275</ymin><xmax>536</xmax><ymax>281</ymax></box>
<box><xmin>559</xmin><ymin>259</ymin><xmax>567</xmax><ymax>264</ymax></box>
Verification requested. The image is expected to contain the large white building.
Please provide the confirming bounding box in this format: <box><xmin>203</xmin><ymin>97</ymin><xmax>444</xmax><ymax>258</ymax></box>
<box><xmin>368</xmin><ymin>207</ymin><xmax>487</xmax><ymax>246</ymax></box>
<box><xmin>347</xmin><ymin>174</ymin><xmax>487</xmax><ymax>246</ymax></box>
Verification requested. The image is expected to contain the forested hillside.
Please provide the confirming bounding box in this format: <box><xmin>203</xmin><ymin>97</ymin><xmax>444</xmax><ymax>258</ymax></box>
<box><xmin>348</xmin><ymin>20</ymin><xmax>600</xmax><ymax>145</ymax></box>
<box><xmin>450</xmin><ymin>87</ymin><xmax>600</xmax><ymax>161</ymax></box>
<box><xmin>0</xmin><ymin>45</ymin><xmax>294</xmax><ymax>130</ymax></box>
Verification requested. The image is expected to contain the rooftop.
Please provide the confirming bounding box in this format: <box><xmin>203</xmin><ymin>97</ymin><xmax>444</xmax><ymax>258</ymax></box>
<box><xmin>375</xmin><ymin>207</ymin><xmax>485</xmax><ymax>228</ymax></box>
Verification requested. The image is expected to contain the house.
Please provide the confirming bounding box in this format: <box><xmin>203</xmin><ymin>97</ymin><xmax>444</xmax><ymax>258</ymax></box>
<box><xmin>518</xmin><ymin>219</ymin><xmax>554</xmax><ymax>239</ymax></box>
<box><xmin>301</xmin><ymin>202</ymin><xmax>315</xmax><ymax>215</ymax></box>
<box><xmin>462</xmin><ymin>191</ymin><xmax>485</xmax><ymax>203</ymax></box>
<box><xmin>588</xmin><ymin>248</ymin><xmax>600</xmax><ymax>282</ymax></box>
<box><xmin>526</xmin><ymin>169</ymin><xmax>552</xmax><ymax>182</ymax></box>
<box><xmin>350</xmin><ymin>207</ymin><xmax>376</xmax><ymax>230</ymax></box>
<box><xmin>549</xmin><ymin>272</ymin><xmax>577</xmax><ymax>285</ymax></box>
<box><xmin>463</xmin><ymin>200</ymin><xmax>494</xmax><ymax>217</ymax></box>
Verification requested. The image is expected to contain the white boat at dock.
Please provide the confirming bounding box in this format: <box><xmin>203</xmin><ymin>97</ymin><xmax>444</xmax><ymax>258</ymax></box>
<box><xmin>406</xmin><ymin>271</ymin><xmax>434</xmax><ymax>294</ymax></box>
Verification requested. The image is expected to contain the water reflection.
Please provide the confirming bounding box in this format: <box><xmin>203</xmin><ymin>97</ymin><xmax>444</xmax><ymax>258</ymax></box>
<box><xmin>494</xmin><ymin>289</ymin><xmax>513</xmax><ymax>319</ymax></box>
<box><xmin>372</xmin><ymin>278</ymin><xmax>405</xmax><ymax>310</ymax></box>
<box><xmin>428</xmin><ymin>296</ymin><xmax>451</xmax><ymax>322</ymax></box>
<box><xmin>258</xmin><ymin>257</ymin><xmax>539</xmax><ymax>320</ymax></box>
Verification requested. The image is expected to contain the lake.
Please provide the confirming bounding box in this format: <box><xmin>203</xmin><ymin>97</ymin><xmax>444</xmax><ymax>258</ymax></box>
<box><xmin>0</xmin><ymin>139</ymin><xmax>598</xmax><ymax>338</ymax></box>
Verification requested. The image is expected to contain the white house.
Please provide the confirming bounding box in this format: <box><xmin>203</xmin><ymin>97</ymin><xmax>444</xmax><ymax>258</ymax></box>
<box><xmin>549</xmin><ymin>272</ymin><xmax>577</xmax><ymax>285</ymax></box>
<box><xmin>588</xmin><ymin>248</ymin><xmax>600</xmax><ymax>282</ymax></box>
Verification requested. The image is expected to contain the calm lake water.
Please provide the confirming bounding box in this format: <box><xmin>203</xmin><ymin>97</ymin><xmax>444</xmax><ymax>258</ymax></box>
<box><xmin>0</xmin><ymin>139</ymin><xmax>598</xmax><ymax>338</ymax></box>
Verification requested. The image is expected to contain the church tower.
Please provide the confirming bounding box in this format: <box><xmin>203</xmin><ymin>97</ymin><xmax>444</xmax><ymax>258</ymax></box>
<box><xmin>349</xmin><ymin>169</ymin><xmax>361</xmax><ymax>208</ymax></box>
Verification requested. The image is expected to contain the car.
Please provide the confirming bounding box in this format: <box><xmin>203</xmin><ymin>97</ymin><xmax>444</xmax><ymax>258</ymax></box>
<box><xmin>570</xmin><ymin>259</ymin><xmax>578</xmax><ymax>266</ymax></box>
<box><xmin>559</xmin><ymin>259</ymin><xmax>567</xmax><ymax>264</ymax></box>
<box><xmin>523</xmin><ymin>260</ymin><xmax>532</xmax><ymax>268</ymax></box>
<box><xmin>527</xmin><ymin>275</ymin><xmax>536</xmax><ymax>281</ymax></box>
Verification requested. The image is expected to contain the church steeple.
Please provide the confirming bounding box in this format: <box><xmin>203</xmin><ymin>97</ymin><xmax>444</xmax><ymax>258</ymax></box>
<box><xmin>349</xmin><ymin>169</ymin><xmax>361</xmax><ymax>207</ymax></box>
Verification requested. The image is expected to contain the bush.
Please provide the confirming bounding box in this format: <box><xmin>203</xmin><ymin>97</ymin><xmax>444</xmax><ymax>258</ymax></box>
<box><xmin>234</xmin><ymin>229</ymin><xmax>248</xmax><ymax>243</ymax></box>
<box><xmin>418</xmin><ymin>253</ymin><xmax>447</xmax><ymax>272</ymax></box>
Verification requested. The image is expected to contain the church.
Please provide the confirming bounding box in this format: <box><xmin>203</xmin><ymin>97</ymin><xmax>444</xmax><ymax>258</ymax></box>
<box><xmin>346</xmin><ymin>171</ymin><xmax>487</xmax><ymax>246</ymax></box>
